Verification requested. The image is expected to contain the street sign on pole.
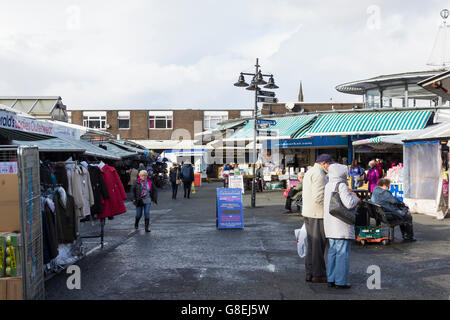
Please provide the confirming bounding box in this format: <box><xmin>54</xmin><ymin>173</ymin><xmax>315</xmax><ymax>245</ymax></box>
<box><xmin>257</xmin><ymin>97</ymin><xmax>278</xmax><ymax>103</ymax></box>
<box><xmin>257</xmin><ymin>90</ymin><xmax>276</xmax><ymax>97</ymax></box>
<box><xmin>257</xmin><ymin>119</ymin><xmax>277</xmax><ymax>126</ymax></box>
<box><xmin>256</xmin><ymin>129</ymin><xmax>277</xmax><ymax>136</ymax></box>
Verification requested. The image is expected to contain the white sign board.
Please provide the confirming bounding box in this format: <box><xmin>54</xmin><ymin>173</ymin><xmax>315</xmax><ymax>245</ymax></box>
<box><xmin>0</xmin><ymin>110</ymin><xmax>80</xmax><ymax>140</ymax></box>
<box><xmin>0</xmin><ymin>162</ymin><xmax>18</xmax><ymax>174</ymax></box>
<box><xmin>228</xmin><ymin>175</ymin><xmax>244</xmax><ymax>194</ymax></box>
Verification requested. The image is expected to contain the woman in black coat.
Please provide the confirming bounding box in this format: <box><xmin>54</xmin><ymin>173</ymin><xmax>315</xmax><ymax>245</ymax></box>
<box><xmin>169</xmin><ymin>163</ymin><xmax>181</xmax><ymax>199</ymax></box>
<box><xmin>131</xmin><ymin>170</ymin><xmax>158</xmax><ymax>232</ymax></box>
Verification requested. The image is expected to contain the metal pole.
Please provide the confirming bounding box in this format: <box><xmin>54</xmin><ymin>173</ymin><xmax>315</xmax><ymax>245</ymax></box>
<box><xmin>252</xmin><ymin>58</ymin><xmax>259</xmax><ymax>208</ymax></box>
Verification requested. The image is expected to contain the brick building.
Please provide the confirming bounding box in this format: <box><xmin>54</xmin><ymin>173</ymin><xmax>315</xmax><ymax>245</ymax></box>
<box><xmin>68</xmin><ymin>107</ymin><xmax>258</xmax><ymax>141</ymax></box>
<box><xmin>68</xmin><ymin>101</ymin><xmax>363</xmax><ymax>143</ymax></box>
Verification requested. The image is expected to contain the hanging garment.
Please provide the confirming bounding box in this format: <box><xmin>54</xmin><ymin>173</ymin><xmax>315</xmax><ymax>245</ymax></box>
<box><xmin>66</xmin><ymin>166</ymin><xmax>74</xmax><ymax>196</ymax></box>
<box><xmin>88</xmin><ymin>165</ymin><xmax>110</xmax><ymax>216</ymax></box>
<box><xmin>71</xmin><ymin>165</ymin><xmax>95</xmax><ymax>217</ymax></box>
<box><xmin>98</xmin><ymin>164</ymin><xmax>127</xmax><ymax>219</ymax></box>
<box><xmin>54</xmin><ymin>162</ymin><xmax>69</xmax><ymax>192</ymax></box>
<box><xmin>40</xmin><ymin>163</ymin><xmax>58</xmax><ymax>187</ymax></box>
<box><xmin>128</xmin><ymin>168</ymin><xmax>138</xmax><ymax>187</ymax></box>
<box><xmin>55</xmin><ymin>191</ymin><xmax>78</xmax><ymax>244</ymax></box>
<box><xmin>42</xmin><ymin>198</ymin><xmax>59</xmax><ymax>264</ymax></box>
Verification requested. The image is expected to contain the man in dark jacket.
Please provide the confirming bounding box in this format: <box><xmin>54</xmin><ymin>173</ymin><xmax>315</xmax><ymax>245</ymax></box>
<box><xmin>371</xmin><ymin>178</ymin><xmax>415</xmax><ymax>242</ymax></box>
<box><xmin>180</xmin><ymin>160</ymin><xmax>195</xmax><ymax>199</ymax></box>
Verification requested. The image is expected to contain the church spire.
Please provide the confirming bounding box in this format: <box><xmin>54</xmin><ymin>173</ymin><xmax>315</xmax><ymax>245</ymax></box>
<box><xmin>298</xmin><ymin>81</ymin><xmax>304</xmax><ymax>102</ymax></box>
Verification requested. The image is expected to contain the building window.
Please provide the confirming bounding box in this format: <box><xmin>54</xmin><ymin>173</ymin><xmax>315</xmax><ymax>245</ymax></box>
<box><xmin>240</xmin><ymin>111</ymin><xmax>253</xmax><ymax>118</ymax></box>
<box><xmin>204</xmin><ymin>111</ymin><xmax>228</xmax><ymax>129</ymax></box>
<box><xmin>83</xmin><ymin>111</ymin><xmax>106</xmax><ymax>130</ymax></box>
<box><xmin>118</xmin><ymin>111</ymin><xmax>130</xmax><ymax>129</ymax></box>
<box><xmin>149</xmin><ymin>111</ymin><xmax>173</xmax><ymax>129</ymax></box>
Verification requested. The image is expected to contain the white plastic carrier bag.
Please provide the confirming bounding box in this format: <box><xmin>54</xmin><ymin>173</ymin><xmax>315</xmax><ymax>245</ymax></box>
<box><xmin>294</xmin><ymin>223</ymin><xmax>308</xmax><ymax>258</ymax></box>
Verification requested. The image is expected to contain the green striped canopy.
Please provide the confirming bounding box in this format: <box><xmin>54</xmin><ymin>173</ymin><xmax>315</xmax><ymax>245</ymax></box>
<box><xmin>226</xmin><ymin>115</ymin><xmax>317</xmax><ymax>141</ymax></box>
<box><xmin>307</xmin><ymin>110</ymin><xmax>433</xmax><ymax>136</ymax></box>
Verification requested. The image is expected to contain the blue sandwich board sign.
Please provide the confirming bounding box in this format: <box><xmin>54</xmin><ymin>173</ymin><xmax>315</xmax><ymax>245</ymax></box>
<box><xmin>216</xmin><ymin>188</ymin><xmax>244</xmax><ymax>229</ymax></box>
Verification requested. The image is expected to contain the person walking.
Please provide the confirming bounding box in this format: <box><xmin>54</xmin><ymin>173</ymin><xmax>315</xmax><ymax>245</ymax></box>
<box><xmin>284</xmin><ymin>172</ymin><xmax>304</xmax><ymax>214</ymax></box>
<box><xmin>137</xmin><ymin>162</ymin><xmax>146</xmax><ymax>174</ymax></box>
<box><xmin>302</xmin><ymin>153</ymin><xmax>332</xmax><ymax>283</ymax></box>
<box><xmin>255</xmin><ymin>163</ymin><xmax>263</xmax><ymax>192</ymax></box>
<box><xmin>375</xmin><ymin>158</ymin><xmax>384</xmax><ymax>178</ymax></box>
<box><xmin>131</xmin><ymin>170</ymin><xmax>157</xmax><ymax>232</ymax></box>
<box><xmin>365</xmin><ymin>160</ymin><xmax>380</xmax><ymax>193</ymax></box>
<box><xmin>169</xmin><ymin>163</ymin><xmax>181</xmax><ymax>199</ymax></box>
<box><xmin>324</xmin><ymin>163</ymin><xmax>360</xmax><ymax>289</ymax></box>
<box><xmin>180</xmin><ymin>160</ymin><xmax>194</xmax><ymax>199</ymax></box>
<box><xmin>348</xmin><ymin>160</ymin><xmax>364</xmax><ymax>191</ymax></box>
<box><xmin>206</xmin><ymin>163</ymin><xmax>214</xmax><ymax>183</ymax></box>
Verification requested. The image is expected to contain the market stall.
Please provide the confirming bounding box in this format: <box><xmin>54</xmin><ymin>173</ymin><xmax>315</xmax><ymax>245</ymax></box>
<box><xmin>402</xmin><ymin>122</ymin><xmax>450</xmax><ymax>219</ymax></box>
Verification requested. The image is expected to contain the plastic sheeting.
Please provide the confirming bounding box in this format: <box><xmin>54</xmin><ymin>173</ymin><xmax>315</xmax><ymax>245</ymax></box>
<box><xmin>403</xmin><ymin>140</ymin><xmax>444</xmax><ymax>218</ymax></box>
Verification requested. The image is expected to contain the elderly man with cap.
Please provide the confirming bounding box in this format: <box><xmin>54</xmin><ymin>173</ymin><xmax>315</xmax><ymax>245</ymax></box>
<box><xmin>302</xmin><ymin>153</ymin><xmax>333</xmax><ymax>283</ymax></box>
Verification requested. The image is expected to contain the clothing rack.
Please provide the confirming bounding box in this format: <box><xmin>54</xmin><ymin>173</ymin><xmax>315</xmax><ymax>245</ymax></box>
<box><xmin>42</xmin><ymin>160</ymin><xmax>106</xmax><ymax>249</ymax></box>
<box><xmin>80</xmin><ymin>218</ymin><xmax>105</xmax><ymax>249</ymax></box>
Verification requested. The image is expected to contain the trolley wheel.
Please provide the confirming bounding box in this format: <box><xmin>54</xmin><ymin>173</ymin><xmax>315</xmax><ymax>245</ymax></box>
<box><xmin>360</xmin><ymin>239</ymin><xmax>366</xmax><ymax>246</ymax></box>
<box><xmin>381</xmin><ymin>239</ymin><xmax>389</xmax><ymax>246</ymax></box>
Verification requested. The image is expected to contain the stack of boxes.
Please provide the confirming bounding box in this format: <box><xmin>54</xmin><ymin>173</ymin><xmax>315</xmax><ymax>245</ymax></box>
<box><xmin>0</xmin><ymin>173</ymin><xmax>23</xmax><ymax>300</ymax></box>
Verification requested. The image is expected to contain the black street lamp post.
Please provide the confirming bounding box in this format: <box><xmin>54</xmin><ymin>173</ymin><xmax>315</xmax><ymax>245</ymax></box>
<box><xmin>234</xmin><ymin>58</ymin><xmax>279</xmax><ymax>208</ymax></box>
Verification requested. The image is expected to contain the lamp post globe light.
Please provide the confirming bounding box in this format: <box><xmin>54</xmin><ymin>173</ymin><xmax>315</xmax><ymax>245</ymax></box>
<box><xmin>233</xmin><ymin>58</ymin><xmax>279</xmax><ymax>208</ymax></box>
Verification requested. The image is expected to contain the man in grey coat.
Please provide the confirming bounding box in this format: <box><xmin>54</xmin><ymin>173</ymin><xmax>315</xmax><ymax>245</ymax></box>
<box><xmin>301</xmin><ymin>154</ymin><xmax>332</xmax><ymax>283</ymax></box>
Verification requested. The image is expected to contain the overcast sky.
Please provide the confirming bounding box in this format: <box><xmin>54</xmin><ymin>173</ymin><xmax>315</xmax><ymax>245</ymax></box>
<box><xmin>0</xmin><ymin>0</ymin><xmax>448</xmax><ymax>110</ymax></box>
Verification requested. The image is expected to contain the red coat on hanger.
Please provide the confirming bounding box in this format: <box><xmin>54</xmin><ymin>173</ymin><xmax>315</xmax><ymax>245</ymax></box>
<box><xmin>98</xmin><ymin>164</ymin><xmax>127</xmax><ymax>218</ymax></box>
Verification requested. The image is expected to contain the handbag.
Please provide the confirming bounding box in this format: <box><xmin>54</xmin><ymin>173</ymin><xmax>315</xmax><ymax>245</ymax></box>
<box><xmin>134</xmin><ymin>198</ymin><xmax>144</xmax><ymax>207</ymax></box>
<box><xmin>176</xmin><ymin>179</ymin><xmax>182</xmax><ymax>185</ymax></box>
<box><xmin>328</xmin><ymin>182</ymin><xmax>356</xmax><ymax>225</ymax></box>
<box><xmin>283</xmin><ymin>187</ymin><xmax>292</xmax><ymax>198</ymax></box>
<box><xmin>354</xmin><ymin>175</ymin><xmax>364</xmax><ymax>188</ymax></box>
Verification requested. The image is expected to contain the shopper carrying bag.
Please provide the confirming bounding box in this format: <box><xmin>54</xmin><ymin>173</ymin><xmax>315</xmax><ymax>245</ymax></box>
<box><xmin>323</xmin><ymin>163</ymin><xmax>360</xmax><ymax>289</ymax></box>
<box><xmin>132</xmin><ymin>170</ymin><xmax>157</xmax><ymax>232</ymax></box>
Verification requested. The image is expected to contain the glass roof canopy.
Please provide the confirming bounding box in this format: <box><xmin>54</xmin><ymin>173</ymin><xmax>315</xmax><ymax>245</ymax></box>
<box><xmin>335</xmin><ymin>70</ymin><xmax>446</xmax><ymax>96</ymax></box>
<box><xmin>335</xmin><ymin>70</ymin><xmax>449</xmax><ymax>108</ymax></box>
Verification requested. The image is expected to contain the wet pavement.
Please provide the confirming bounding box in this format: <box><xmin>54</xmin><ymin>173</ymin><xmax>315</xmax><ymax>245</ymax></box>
<box><xmin>45</xmin><ymin>182</ymin><xmax>450</xmax><ymax>300</ymax></box>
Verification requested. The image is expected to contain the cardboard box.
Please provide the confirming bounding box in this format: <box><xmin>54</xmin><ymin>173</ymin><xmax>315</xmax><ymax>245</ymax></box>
<box><xmin>6</xmin><ymin>277</ymin><xmax>22</xmax><ymax>300</ymax></box>
<box><xmin>0</xmin><ymin>278</ymin><xmax>7</xmax><ymax>300</ymax></box>
<box><xmin>0</xmin><ymin>174</ymin><xmax>21</xmax><ymax>233</ymax></box>
<box><xmin>0</xmin><ymin>174</ymin><xmax>19</xmax><ymax>202</ymax></box>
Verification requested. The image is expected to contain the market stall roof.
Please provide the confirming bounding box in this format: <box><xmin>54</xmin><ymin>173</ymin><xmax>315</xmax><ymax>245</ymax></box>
<box><xmin>224</xmin><ymin>115</ymin><xmax>317</xmax><ymax>141</ymax></box>
<box><xmin>129</xmin><ymin>139</ymin><xmax>181</xmax><ymax>150</ymax></box>
<box><xmin>306</xmin><ymin>110</ymin><xmax>433</xmax><ymax>136</ymax></box>
<box><xmin>162</xmin><ymin>149</ymin><xmax>207</xmax><ymax>157</ymax></box>
<box><xmin>352</xmin><ymin>133</ymin><xmax>411</xmax><ymax>146</ymax></box>
<box><xmin>11</xmin><ymin>138</ymin><xmax>86</xmax><ymax>153</ymax></box>
<box><xmin>110</xmin><ymin>141</ymin><xmax>146</xmax><ymax>154</ymax></box>
<box><xmin>417</xmin><ymin>70</ymin><xmax>450</xmax><ymax>101</ymax></box>
<box><xmin>45</xmin><ymin>120</ymin><xmax>114</xmax><ymax>139</ymax></box>
<box><xmin>93</xmin><ymin>142</ymin><xmax>138</xmax><ymax>158</ymax></box>
<box><xmin>194</xmin><ymin>119</ymin><xmax>248</xmax><ymax>137</ymax></box>
<box><xmin>403</xmin><ymin>121</ymin><xmax>450</xmax><ymax>142</ymax></box>
<box><xmin>0</xmin><ymin>127</ymin><xmax>52</xmax><ymax>141</ymax></box>
<box><xmin>64</xmin><ymin>138</ymin><xmax>121</xmax><ymax>160</ymax></box>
